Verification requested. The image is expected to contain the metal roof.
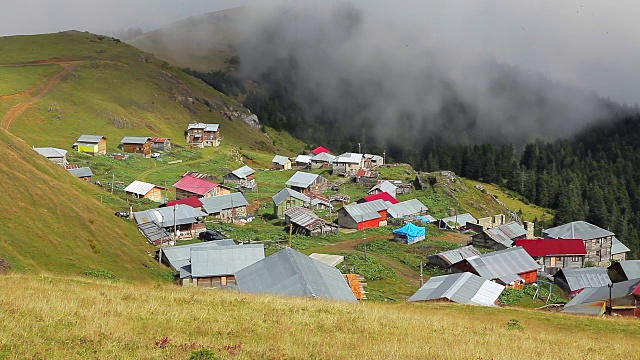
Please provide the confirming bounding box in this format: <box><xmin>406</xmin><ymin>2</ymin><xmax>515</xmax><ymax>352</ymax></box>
<box><xmin>387</xmin><ymin>199</ymin><xmax>428</xmax><ymax>218</ymax></box>
<box><xmin>235</xmin><ymin>247</ymin><xmax>357</xmax><ymax>302</ymax></box>
<box><xmin>272</xmin><ymin>188</ymin><xmax>310</xmax><ymax>206</ymax></box>
<box><xmin>34</xmin><ymin>147</ymin><xmax>67</xmax><ymax>158</ymax></box>
<box><xmin>75</xmin><ymin>135</ymin><xmax>105</xmax><ymax>143</ymax></box>
<box><xmin>166</xmin><ymin>196</ymin><xmax>204</xmax><ymax>208</ymax></box>
<box><xmin>564</xmin><ymin>278</ymin><xmax>640</xmax><ymax>315</ymax></box>
<box><xmin>483</xmin><ymin>222</ymin><xmax>527</xmax><ymax>247</ymax></box>
<box><xmin>120</xmin><ymin>136</ymin><xmax>151</xmax><ymax>144</ymax></box>
<box><xmin>133</xmin><ymin>204</ymin><xmax>207</xmax><ymax>227</ymax></box>
<box><xmin>231</xmin><ymin>165</ymin><xmax>255</xmax><ymax>179</ymax></box>
<box><xmin>294</xmin><ymin>155</ymin><xmax>312</xmax><ymax>164</ymax></box>
<box><xmin>137</xmin><ymin>222</ymin><xmax>171</xmax><ymax>245</ymax></box>
<box><xmin>342</xmin><ymin>199</ymin><xmax>389</xmax><ymax>223</ymax></box>
<box><xmin>439</xmin><ymin>213</ymin><xmax>477</xmax><ymax>229</ymax></box>
<box><xmin>173</xmin><ymin>176</ymin><xmax>218</xmax><ymax>196</ymax></box>
<box><xmin>363</xmin><ymin>192</ymin><xmax>399</xmax><ymax>205</ymax></box>
<box><xmin>515</xmin><ymin>239</ymin><xmax>587</xmax><ymax>256</ymax></box>
<box><xmin>272</xmin><ymin>155</ymin><xmax>290</xmax><ymax>166</ymax></box>
<box><xmin>311</xmin><ymin>146</ymin><xmax>330</xmax><ymax>155</ymax></box>
<box><xmin>612</xmin><ymin>237</ymin><xmax>631</xmax><ymax>255</ymax></box>
<box><xmin>364</xmin><ymin>154</ymin><xmax>383</xmax><ymax>162</ymax></box>
<box><xmin>309</xmin><ymin>253</ymin><xmax>345</xmax><ymax>267</ymax></box>
<box><xmin>161</xmin><ymin>240</ymin><xmax>236</xmax><ymax>270</ymax></box>
<box><xmin>543</xmin><ymin>221</ymin><xmax>614</xmax><ymax>240</ymax></box>
<box><xmin>284</xmin><ymin>206</ymin><xmax>326</xmax><ymax>230</ymax></box>
<box><xmin>151</xmin><ymin>137</ymin><xmax>169</xmax><ymax>143</ymax></box>
<box><xmin>311</xmin><ymin>152</ymin><xmax>335</xmax><ymax>162</ymax></box>
<box><xmin>67</xmin><ymin>167</ymin><xmax>93</xmax><ymax>178</ymax></box>
<box><xmin>124</xmin><ymin>180</ymin><xmax>159</xmax><ymax>196</ymax></box>
<box><xmin>183</xmin><ymin>244</ymin><xmax>265</xmax><ymax>278</ymax></box>
<box><xmin>556</xmin><ymin>267</ymin><xmax>611</xmax><ymax>292</ymax></box>
<box><xmin>286</xmin><ymin>171</ymin><xmax>320</xmax><ymax>188</ymax></box>
<box><xmin>616</xmin><ymin>260</ymin><xmax>640</xmax><ymax>281</ymax></box>
<box><xmin>464</xmin><ymin>247</ymin><xmax>540</xmax><ymax>280</ymax></box>
<box><xmin>334</xmin><ymin>152</ymin><xmax>363</xmax><ymax>164</ymax></box>
<box><xmin>369</xmin><ymin>180</ymin><xmax>397</xmax><ymax>195</ymax></box>
<box><xmin>200</xmin><ymin>193</ymin><xmax>249</xmax><ymax>214</ymax></box>
<box><xmin>429</xmin><ymin>245</ymin><xmax>482</xmax><ymax>267</ymax></box>
<box><xmin>408</xmin><ymin>272</ymin><xmax>504</xmax><ymax>306</ymax></box>
<box><xmin>187</xmin><ymin>123</ymin><xmax>219</xmax><ymax>132</ymax></box>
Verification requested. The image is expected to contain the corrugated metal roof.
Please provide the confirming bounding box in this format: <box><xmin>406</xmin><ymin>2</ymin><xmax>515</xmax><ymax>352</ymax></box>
<box><xmin>166</xmin><ymin>196</ymin><xmax>204</xmax><ymax>208</ymax></box>
<box><xmin>408</xmin><ymin>272</ymin><xmax>504</xmax><ymax>306</ymax></box>
<box><xmin>309</xmin><ymin>253</ymin><xmax>344</xmax><ymax>267</ymax></box>
<box><xmin>311</xmin><ymin>152</ymin><xmax>335</xmax><ymax>162</ymax></box>
<box><xmin>342</xmin><ymin>199</ymin><xmax>389</xmax><ymax>223</ymax></box>
<box><xmin>369</xmin><ymin>180</ymin><xmax>397</xmax><ymax>195</ymax></box>
<box><xmin>188</xmin><ymin>123</ymin><xmax>219</xmax><ymax>132</ymax></box>
<box><xmin>173</xmin><ymin>176</ymin><xmax>218</xmax><ymax>196</ymax></box>
<box><xmin>311</xmin><ymin>146</ymin><xmax>330</xmax><ymax>154</ymax></box>
<box><xmin>429</xmin><ymin>245</ymin><xmax>482</xmax><ymax>267</ymax></box>
<box><xmin>120</xmin><ymin>136</ymin><xmax>151</xmax><ymax>144</ymax></box>
<box><xmin>387</xmin><ymin>199</ymin><xmax>428</xmax><ymax>218</ymax></box>
<box><xmin>564</xmin><ymin>278</ymin><xmax>640</xmax><ymax>315</ymax></box>
<box><xmin>363</xmin><ymin>192</ymin><xmax>399</xmax><ymax>205</ymax></box>
<box><xmin>334</xmin><ymin>152</ymin><xmax>363</xmax><ymax>164</ymax></box>
<box><xmin>272</xmin><ymin>188</ymin><xmax>310</xmax><ymax>206</ymax></box>
<box><xmin>364</xmin><ymin>154</ymin><xmax>384</xmax><ymax>162</ymax></box>
<box><xmin>286</xmin><ymin>171</ymin><xmax>320</xmax><ymax>188</ymax></box>
<box><xmin>133</xmin><ymin>204</ymin><xmax>207</xmax><ymax>227</ymax></box>
<box><xmin>515</xmin><ymin>239</ymin><xmax>587</xmax><ymax>256</ymax></box>
<box><xmin>272</xmin><ymin>155</ymin><xmax>290</xmax><ymax>166</ymax></box>
<box><xmin>34</xmin><ymin>147</ymin><xmax>67</xmax><ymax>158</ymax></box>
<box><xmin>162</xmin><ymin>240</ymin><xmax>236</xmax><ymax>270</ymax></box>
<box><xmin>124</xmin><ymin>180</ymin><xmax>158</xmax><ymax>196</ymax></box>
<box><xmin>464</xmin><ymin>247</ymin><xmax>540</xmax><ymax>280</ymax></box>
<box><xmin>483</xmin><ymin>222</ymin><xmax>527</xmax><ymax>247</ymax></box>
<box><xmin>439</xmin><ymin>213</ymin><xmax>477</xmax><ymax>229</ymax></box>
<box><xmin>617</xmin><ymin>260</ymin><xmax>640</xmax><ymax>281</ymax></box>
<box><xmin>184</xmin><ymin>244</ymin><xmax>265</xmax><ymax>278</ymax></box>
<box><xmin>294</xmin><ymin>155</ymin><xmax>312</xmax><ymax>164</ymax></box>
<box><xmin>137</xmin><ymin>222</ymin><xmax>171</xmax><ymax>245</ymax></box>
<box><xmin>151</xmin><ymin>137</ymin><xmax>169</xmax><ymax>143</ymax></box>
<box><xmin>76</xmin><ymin>135</ymin><xmax>105</xmax><ymax>143</ymax></box>
<box><xmin>231</xmin><ymin>165</ymin><xmax>255</xmax><ymax>179</ymax></box>
<box><xmin>543</xmin><ymin>221</ymin><xmax>614</xmax><ymax>240</ymax></box>
<box><xmin>284</xmin><ymin>206</ymin><xmax>326</xmax><ymax>230</ymax></box>
<box><xmin>67</xmin><ymin>167</ymin><xmax>93</xmax><ymax>178</ymax></box>
<box><xmin>612</xmin><ymin>237</ymin><xmax>631</xmax><ymax>255</ymax></box>
<box><xmin>235</xmin><ymin>248</ymin><xmax>357</xmax><ymax>302</ymax></box>
<box><xmin>200</xmin><ymin>193</ymin><xmax>249</xmax><ymax>214</ymax></box>
<box><xmin>556</xmin><ymin>267</ymin><xmax>611</xmax><ymax>292</ymax></box>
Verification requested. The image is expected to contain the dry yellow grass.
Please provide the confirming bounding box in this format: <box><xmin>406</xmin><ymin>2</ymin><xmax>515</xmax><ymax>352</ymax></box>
<box><xmin>0</xmin><ymin>274</ymin><xmax>638</xmax><ymax>359</ymax></box>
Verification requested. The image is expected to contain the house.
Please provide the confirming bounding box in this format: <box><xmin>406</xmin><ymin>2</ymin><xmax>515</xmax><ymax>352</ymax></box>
<box><xmin>173</xmin><ymin>176</ymin><xmax>225</xmax><ymax>199</ymax></box>
<box><xmin>437</xmin><ymin>213</ymin><xmax>478</xmax><ymax>231</ymax></box>
<box><xmin>181</xmin><ymin>171</ymin><xmax>218</xmax><ymax>182</ymax></box>
<box><xmin>612</xmin><ymin>237</ymin><xmax>631</xmax><ymax>261</ymax></box>
<box><xmin>408</xmin><ymin>272</ymin><xmax>505</xmax><ymax>307</ymax></box>
<box><xmin>368</xmin><ymin>180</ymin><xmax>398</xmax><ymax>198</ymax></box>
<box><xmin>72</xmin><ymin>135</ymin><xmax>107</xmax><ymax>156</ymax></box>
<box><xmin>309</xmin><ymin>253</ymin><xmax>345</xmax><ymax>267</ymax></box>
<box><xmin>608</xmin><ymin>260</ymin><xmax>640</xmax><ymax>283</ymax></box>
<box><xmin>451</xmin><ymin>247</ymin><xmax>540</xmax><ymax>287</ymax></box>
<box><xmin>553</xmin><ymin>267</ymin><xmax>611</xmax><ymax>295</ymax></box>
<box><xmin>284</xmin><ymin>206</ymin><xmax>338</xmax><ymax>236</ymax></box>
<box><xmin>311</xmin><ymin>146</ymin><xmax>330</xmax><ymax>155</ymax></box>
<box><xmin>515</xmin><ymin>239</ymin><xmax>587</xmax><ymax>275</ymax></box>
<box><xmin>338</xmin><ymin>199</ymin><xmax>389</xmax><ymax>230</ymax></box>
<box><xmin>294</xmin><ymin>154</ymin><xmax>312</xmax><ymax>168</ymax></box>
<box><xmin>354</xmin><ymin>169</ymin><xmax>379</xmax><ymax>185</ymax></box>
<box><xmin>133</xmin><ymin>204</ymin><xmax>207</xmax><ymax>240</ymax></box>
<box><xmin>272</xmin><ymin>155</ymin><xmax>292</xmax><ymax>170</ymax></box>
<box><xmin>235</xmin><ymin>247</ymin><xmax>358</xmax><ymax>302</ymax></box>
<box><xmin>309</xmin><ymin>152</ymin><xmax>335</xmax><ymax>169</ymax></box>
<box><xmin>180</xmin><ymin>244</ymin><xmax>265</xmax><ymax>289</ymax></box>
<box><xmin>471</xmin><ymin>221</ymin><xmax>528</xmax><ymax>251</ymax></box>
<box><xmin>120</xmin><ymin>136</ymin><xmax>152</xmax><ymax>157</ymax></box>
<box><xmin>124</xmin><ymin>180</ymin><xmax>166</xmax><ymax>202</ymax></box>
<box><xmin>66</xmin><ymin>166</ymin><xmax>93</xmax><ymax>182</ymax></box>
<box><xmin>332</xmin><ymin>152</ymin><xmax>364</xmax><ymax>176</ymax></box>
<box><xmin>285</xmin><ymin>171</ymin><xmax>328</xmax><ymax>194</ymax></box>
<box><xmin>563</xmin><ymin>278</ymin><xmax>640</xmax><ymax>317</ymax></box>
<box><xmin>363</xmin><ymin>153</ymin><xmax>384</xmax><ymax>168</ymax></box>
<box><xmin>33</xmin><ymin>147</ymin><xmax>68</xmax><ymax>166</ymax></box>
<box><xmin>387</xmin><ymin>199</ymin><xmax>429</xmax><ymax>219</ymax></box>
<box><xmin>359</xmin><ymin>192</ymin><xmax>398</xmax><ymax>205</ymax></box>
<box><xmin>160</xmin><ymin>240</ymin><xmax>237</xmax><ymax>270</ymax></box>
<box><xmin>543</xmin><ymin>221</ymin><xmax>618</xmax><ymax>265</ymax></box>
<box><xmin>272</xmin><ymin>188</ymin><xmax>311</xmax><ymax>218</ymax></box>
<box><xmin>150</xmin><ymin>137</ymin><xmax>171</xmax><ymax>151</ymax></box>
<box><xmin>200</xmin><ymin>193</ymin><xmax>250</xmax><ymax>222</ymax></box>
<box><xmin>427</xmin><ymin>245</ymin><xmax>482</xmax><ymax>269</ymax></box>
<box><xmin>392</xmin><ymin>223</ymin><xmax>426</xmax><ymax>244</ymax></box>
<box><xmin>137</xmin><ymin>221</ymin><xmax>172</xmax><ymax>246</ymax></box>
<box><xmin>223</xmin><ymin>165</ymin><xmax>256</xmax><ymax>190</ymax></box>
<box><xmin>186</xmin><ymin>123</ymin><xmax>221</xmax><ymax>147</ymax></box>
<box><xmin>306</xmin><ymin>191</ymin><xmax>333</xmax><ymax>211</ymax></box>
<box><xmin>165</xmin><ymin>196</ymin><xmax>204</xmax><ymax>210</ymax></box>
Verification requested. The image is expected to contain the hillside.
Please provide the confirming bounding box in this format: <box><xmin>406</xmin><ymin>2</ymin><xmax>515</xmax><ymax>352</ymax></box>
<box><xmin>1</xmin><ymin>274</ymin><xmax>638</xmax><ymax>359</ymax></box>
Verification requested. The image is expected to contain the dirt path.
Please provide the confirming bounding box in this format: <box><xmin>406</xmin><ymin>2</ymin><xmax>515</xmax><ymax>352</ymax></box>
<box><xmin>1</xmin><ymin>61</ymin><xmax>81</xmax><ymax>130</ymax></box>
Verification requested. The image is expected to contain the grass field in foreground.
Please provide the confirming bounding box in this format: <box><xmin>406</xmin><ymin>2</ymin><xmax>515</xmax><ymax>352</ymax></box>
<box><xmin>0</xmin><ymin>274</ymin><xmax>638</xmax><ymax>360</ymax></box>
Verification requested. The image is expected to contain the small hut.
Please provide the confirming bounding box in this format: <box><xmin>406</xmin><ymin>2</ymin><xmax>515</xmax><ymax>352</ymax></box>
<box><xmin>392</xmin><ymin>223</ymin><xmax>426</xmax><ymax>244</ymax></box>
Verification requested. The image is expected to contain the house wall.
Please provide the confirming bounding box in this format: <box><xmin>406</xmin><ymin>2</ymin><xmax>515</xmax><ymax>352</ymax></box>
<box><xmin>49</xmin><ymin>156</ymin><xmax>69</xmax><ymax>166</ymax></box>
<box><xmin>217</xmin><ymin>187</ymin><xmax>231</xmax><ymax>196</ymax></box>
<box><xmin>471</xmin><ymin>233</ymin><xmax>510</xmax><ymax>251</ymax></box>
<box><xmin>358</xmin><ymin>217</ymin><xmax>381</xmax><ymax>231</ymax></box>
<box><xmin>612</xmin><ymin>252</ymin><xmax>627</xmax><ymax>261</ymax></box>
<box><xmin>78</xmin><ymin>176</ymin><xmax>92</xmax><ymax>183</ymax></box>
<box><xmin>273</xmin><ymin>160</ymin><xmax>292</xmax><ymax>170</ymax></box>
<box><xmin>211</xmin><ymin>206</ymin><xmax>248</xmax><ymax>223</ymax></box>
<box><xmin>183</xmin><ymin>275</ymin><xmax>237</xmax><ymax>289</ymax></box>
<box><xmin>151</xmin><ymin>141</ymin><xmax>171</xmax><ymax>151</ymax></box>
<box><xmin>519</xmin><ymin>270</ymin><xmax>538</xmax><ymax>284</ymax></box>
<box><xmin>122</xmin><ymin>142</ymin><xmax>151</xmax><ymax>157</ymax></box>
<box><xmin>144</xmin><ymin>188</ymin><xmax>164</xmax><ymax>202</ymax></box>
<box><xmin>333</xmin><ymin>162</ymin><xmax>361</xmax><ymax>176</ymax></box>
<box><xmin>540</xmin><ymin>255</ymin><xmax>584</xmax><ymax>275</ymax></box>
<box><xmin>275</xmin><ymin>197</ymin><xmax>307</xmax><ymax>218</ymax></box>
<box><xmin>338</xmin><ymin>210</ymin><xmax>359</xmax><ymax>229</ymax></box>
<box><xmin>97</xmin><ymin>139</ymin><xmax>107</xmax><ymax>155</ymax></box>
<box><xmin>584</xmin><ymin>236</ymin><xmax>612</xmax><ymax>264</ymax></box>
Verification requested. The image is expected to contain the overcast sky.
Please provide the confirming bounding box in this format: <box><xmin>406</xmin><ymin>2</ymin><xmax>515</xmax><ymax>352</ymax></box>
<box><xmin>1</xmin><ymin>0</ymin><xmax>640</xmax><ymax>105</ymax></box>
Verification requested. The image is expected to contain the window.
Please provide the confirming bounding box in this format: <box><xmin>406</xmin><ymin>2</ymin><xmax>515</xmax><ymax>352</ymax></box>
<box><xmin>571</xmin><ymin>256</ymin><xmax>581</xmax><ymax>262</ymax></box>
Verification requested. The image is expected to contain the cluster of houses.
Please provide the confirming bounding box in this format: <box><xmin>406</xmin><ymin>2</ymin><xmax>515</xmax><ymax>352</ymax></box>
<box><xmin>271</xmin><ymin>146</ymin><xmax>385</xmax><ymax>177</ymax></box>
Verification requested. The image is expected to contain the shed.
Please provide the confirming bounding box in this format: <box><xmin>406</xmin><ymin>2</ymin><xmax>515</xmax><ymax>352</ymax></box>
<box><xmin>387</xmin><ymin>199</ymin><xmax>429</xmax><ymax>219</ymax></box>
<box><xmin>272</xmin><ymin>155</ymin><xmax>292</xmax><ymax>170</ymax></box>
<box><xmin>563</xmin><ymin>278</ymin><xmax>640</xmax><ymax>317</ymax></box>
<box><xmin>338</xmin><ymin>199</ymin><xmax>389</xmax><ymax>230</ymax></box>
<box><xmin>408</xmin><ymin>272</ymin><xmax>505</xmax><ymax>307</ymax></box>
<box><xmin>294</xmin><ymin>154</ymin><xmax>312</xmax><ymax>168</ymax></box>
<box><xmin>471</xmin><ymin>221</ymin><xmax>528</xmax><ymax>250</ymax></box>
<box><xmin>608</xmin><ymin>260</ymin><xmax>640</xmax><ymax>283</ymax></box>
<box><xmin>310</xmin><ymin>152</ymin><xmax>335</xmax><ymax>169</ymax></box>
<box><xmin>124</xmin><ymin>180</ymin><xmax>165</xmax><ymax>202</ymax></box>
<box><xmin>427</xmin><ymin>245</ymin><xmax>482</xmax><ymax>269</ymax></box>
<box><xmin>451</xmin><ymin>247</ymin><xmax>540</xmax><ymax>286</ymax></box>
<box><xmin>437</xmin><ymin>213</ymin><xmax>477</xmax><ymax>230</ymax></box>
<box><xmin>553</xmin><ymin>267</ymin><xmax>611</xmax><ymax>295</ymax></box>
<box><xmin>34</xmin><ymin>147</ymin><xmax>68</xmax><ymax>166</ymax></box>
<box><xmin>284</xmin><ymin>206</ymin><xmax>338</xmax><ymax>236</ymax></box>
<box><xmin>368</xmin><ymin>180</ymin><xmax>398</xmax><ymax>198</ymax></box>
<box><xmin>235</xmin><ymin>247</ymin><xmax>358</xmax><ymax>302</ymax></box>
<box><xmin>66</xmin><ymin>167</ymin><xmax>93</xmax><ymax>182</ymax></box>
<box><xmin>72</xmin><ymin>135</ymin><xmax>107</xmax><ymax>156</ymax></box>
<box><xmin>150</xmin><ymin>137</ymin><xmax>171</xmax><ymax>151</ymax></box>
<box><xmin>120</xmin><ymin>136</ymin><xmax>152</xmax><ymax>157</ymax></box>
<box><xmin>285</xmin><ymin>171</ymin><xmax>327</xmax><ymax>194</ymax></box>
<box><xmin>272</xmin><ymin>188</ymin><xmax>310</xmax><ymax>218</ymax></box>
<box><xmin>223</xmin><ymin>165</ymin><xmax>256</xmax><ymax>190</ymax></box>
<box><xmin>200</xmin><ymin>193</ymin><xmax>250</xmax><ymax>222</ymax></box>
<box><xmin>392</xmin><ymin>223</ymin><xmax>426</xmax><ymax>244</ymax></box>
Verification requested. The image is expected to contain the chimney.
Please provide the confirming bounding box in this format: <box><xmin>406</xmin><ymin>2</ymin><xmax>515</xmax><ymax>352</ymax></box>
<box><xmin>523</xmin><ymin>221</ymin><xmax>535</xmax><ymax>239</ymax></box>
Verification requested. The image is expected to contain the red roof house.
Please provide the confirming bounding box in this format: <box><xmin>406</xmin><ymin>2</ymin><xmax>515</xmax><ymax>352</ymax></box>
<box><xmin>311</xmin><ymin>146</ymin><xmax>330</xmax><ymax>155</ymax></box>
<box><xmin>362</xmin><ymin>192</ymin><xmax>399</xmax><ymax>205</ymax></box>
<box><xmin>173</xmin><ymin>176</ymin><xmax>220</xmax><ymax>199</ymax></box>
<box><xmin>515</xmin><ymin>239</ymin><xmax>587</xmax><ymax>275</ymax></box>
<box><xmin>166</xmin><ymin>196</ymin><xmax>204</xmax><ymax>209</ymax></box>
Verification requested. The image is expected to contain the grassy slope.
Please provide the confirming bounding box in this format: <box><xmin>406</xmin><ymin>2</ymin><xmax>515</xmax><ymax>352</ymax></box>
<box><xmin>0</xmin><ymin>64</ymin><xmax>61</xmax><ymax>95</ymax></box>
<box><xmin>1</xmin><ymin>274</ymin><xmax>638</xmax><ymax>360</ymax></box>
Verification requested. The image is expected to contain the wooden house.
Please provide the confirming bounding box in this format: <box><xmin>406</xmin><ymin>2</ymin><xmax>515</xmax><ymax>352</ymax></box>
<box><xmin>354</xmin><ymin>169</ymin><xmax>379</xmax><ymax>185</ymax></box>
<box><xmin>294</xmin><ymin>155</ymin><xmax>312</xmax><ymax>168</ymax></box>
<box><xmin>310</xmin><ymin>152</ymin><xmax>335</xmax><ymax>169</ymax></box>
<box><xmin>72</xmin><ymin>135</ymin><xmax>107</xmax><ymax>156</ymax></box>
<box><xmin>272</xmin><ymin>188</ymin><xmax>310</xmax><ymax>218</ymax></box>
<box><xmin>285</xmin><ymin>171</ymin><xmax>328</xmax><ymax>194</ymax></box>
<box><xmin>471</xmin><ymin>221</ymin><xmax>527</xmax><ymax>251</ymax></box>
<box><xmin>272</xmin><ymin>155</ymin><xmax>292</xmax><ymax>170</ymax></box>
<box><xmin>66</xmin><ymin>166</ymin><xmax>93</xmax><ymax>182</ymax></box>
<box><xmin>124</xmin><ymin>180</ymin><xmax>166</xmax><ymax>202</ymax></box>
<box><xmin>133</xmin><ymin>204</ymin><xmax>207</xmax><ymax>240</ymax></box>
<box><xmin>515</xmin><ymin>239</ymin><xmax>587</xmax><ymax>275</ymax></box>
<box><xmin>200</xmin><ymin>193</ymin><xmax>250</xmax><ymax>223</ymax></box>
<box><xmin>33</xmin><ymin>147</ymin><xmax>68</xmax><ymax>166</ymax></box>
<box><xmin>120</xmin><ymin>136</ymin><xmax>152</xmax><ymax>157</ymax></box>
<box><xmin>223</xmin><ymin>165</ymin><xmax>256</xmax><ymax>190</ymax></box>
<box><xmin>451</xmin><ymin>247</ymin><xmax>540</xmax><ymax>287</ymax></box>
<box><xmin>332</xmin><ymin>152</ymin><xmax>364</xmax><ymax>176</ymax></box>
<box><xmin>338</xmin><ymin>199</ymin><xmax>389</xmax><ymax>230</ymax></box>
<box><xmin>173</xmin><ymin>175</ymin><xmax>227</xmax><ymax>199</ymax></box>
<box><xmin>284</xmin><ymin>206</ymin><xmax>338</xmax><ymax>236</ymax></box>
<box><xmin>186</xmin><ymin>123</ymin><xmax>221</xmax><ymax>147</ymax></box>
<box><xmin>543</xmin><ymin>221</ymin><xmax>620</xmax><ymax>265</ymax></box>
<box><xmin>368</xmin><ymin>180</ymin><xmax>398</xmax><ymax>198</ymax></box>
<box><xmin>363</xmin><ymin>153</ymin><xmax>384</xmax><ymax>168</ymax></box>
<box><xmin>150</xmin><ymin>137</ymin><xmax>171</xmax><ymax>151</ymax></box>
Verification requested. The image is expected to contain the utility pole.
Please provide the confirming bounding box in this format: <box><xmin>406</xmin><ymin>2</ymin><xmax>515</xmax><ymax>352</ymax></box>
<box><xmin>608</xmin><ymin>283</ymin><xmax>613</xmax><ymax>316</ymax></box>
<box><xmin>383</xmin><ymin>150</ymin><xmax>386</xmax><ymax>166</ymax></box>
<box><xmin>358</xmin><ymin>142</ymin><xmax>361</xmax><ymax>154</ymax></box>
<box><xmin>111</xmin><ymin>172</ymin><xmax>115</xmax><ymax>194</ymax></box>
<box><xmin>288</xmin><ymin>222</ymin><xmax>293</xmax><ymax>248</ymax></box>
<box><xmin>363</xmin><ymin>230</ymin><xmax>367</xmax><ymax>261</ymax></box>
<box><xmin>173</xmin><ymin>205</ymin><xmax>177</xmax><ymax>242</ymax></box>
<box><xmin>420</xmin><ymin>261</ymin><xmax>424</xmax><ymax>286</ymax></box>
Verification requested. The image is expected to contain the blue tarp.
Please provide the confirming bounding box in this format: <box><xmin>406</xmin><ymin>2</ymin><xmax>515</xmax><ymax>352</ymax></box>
<box><xmin>417</xmin><ymin>215</ymin><xmax>437</xmax><ymax>223</ymax></box>
<box><xmin>393</xmin><ymin>223</ymin><xmax>426</xmax><ymax>244</ymax></box>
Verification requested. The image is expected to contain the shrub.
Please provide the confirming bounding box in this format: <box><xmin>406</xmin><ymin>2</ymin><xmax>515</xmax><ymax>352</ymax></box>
<box><xmin>83</xmin><ymin>269</ymin><xmax>121</xmax><ymax>282</ymax></box>
<box><xmin>189</xmin><ymin>349</ymin><xmax>219</xmax><ymax>360</ymax></box>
